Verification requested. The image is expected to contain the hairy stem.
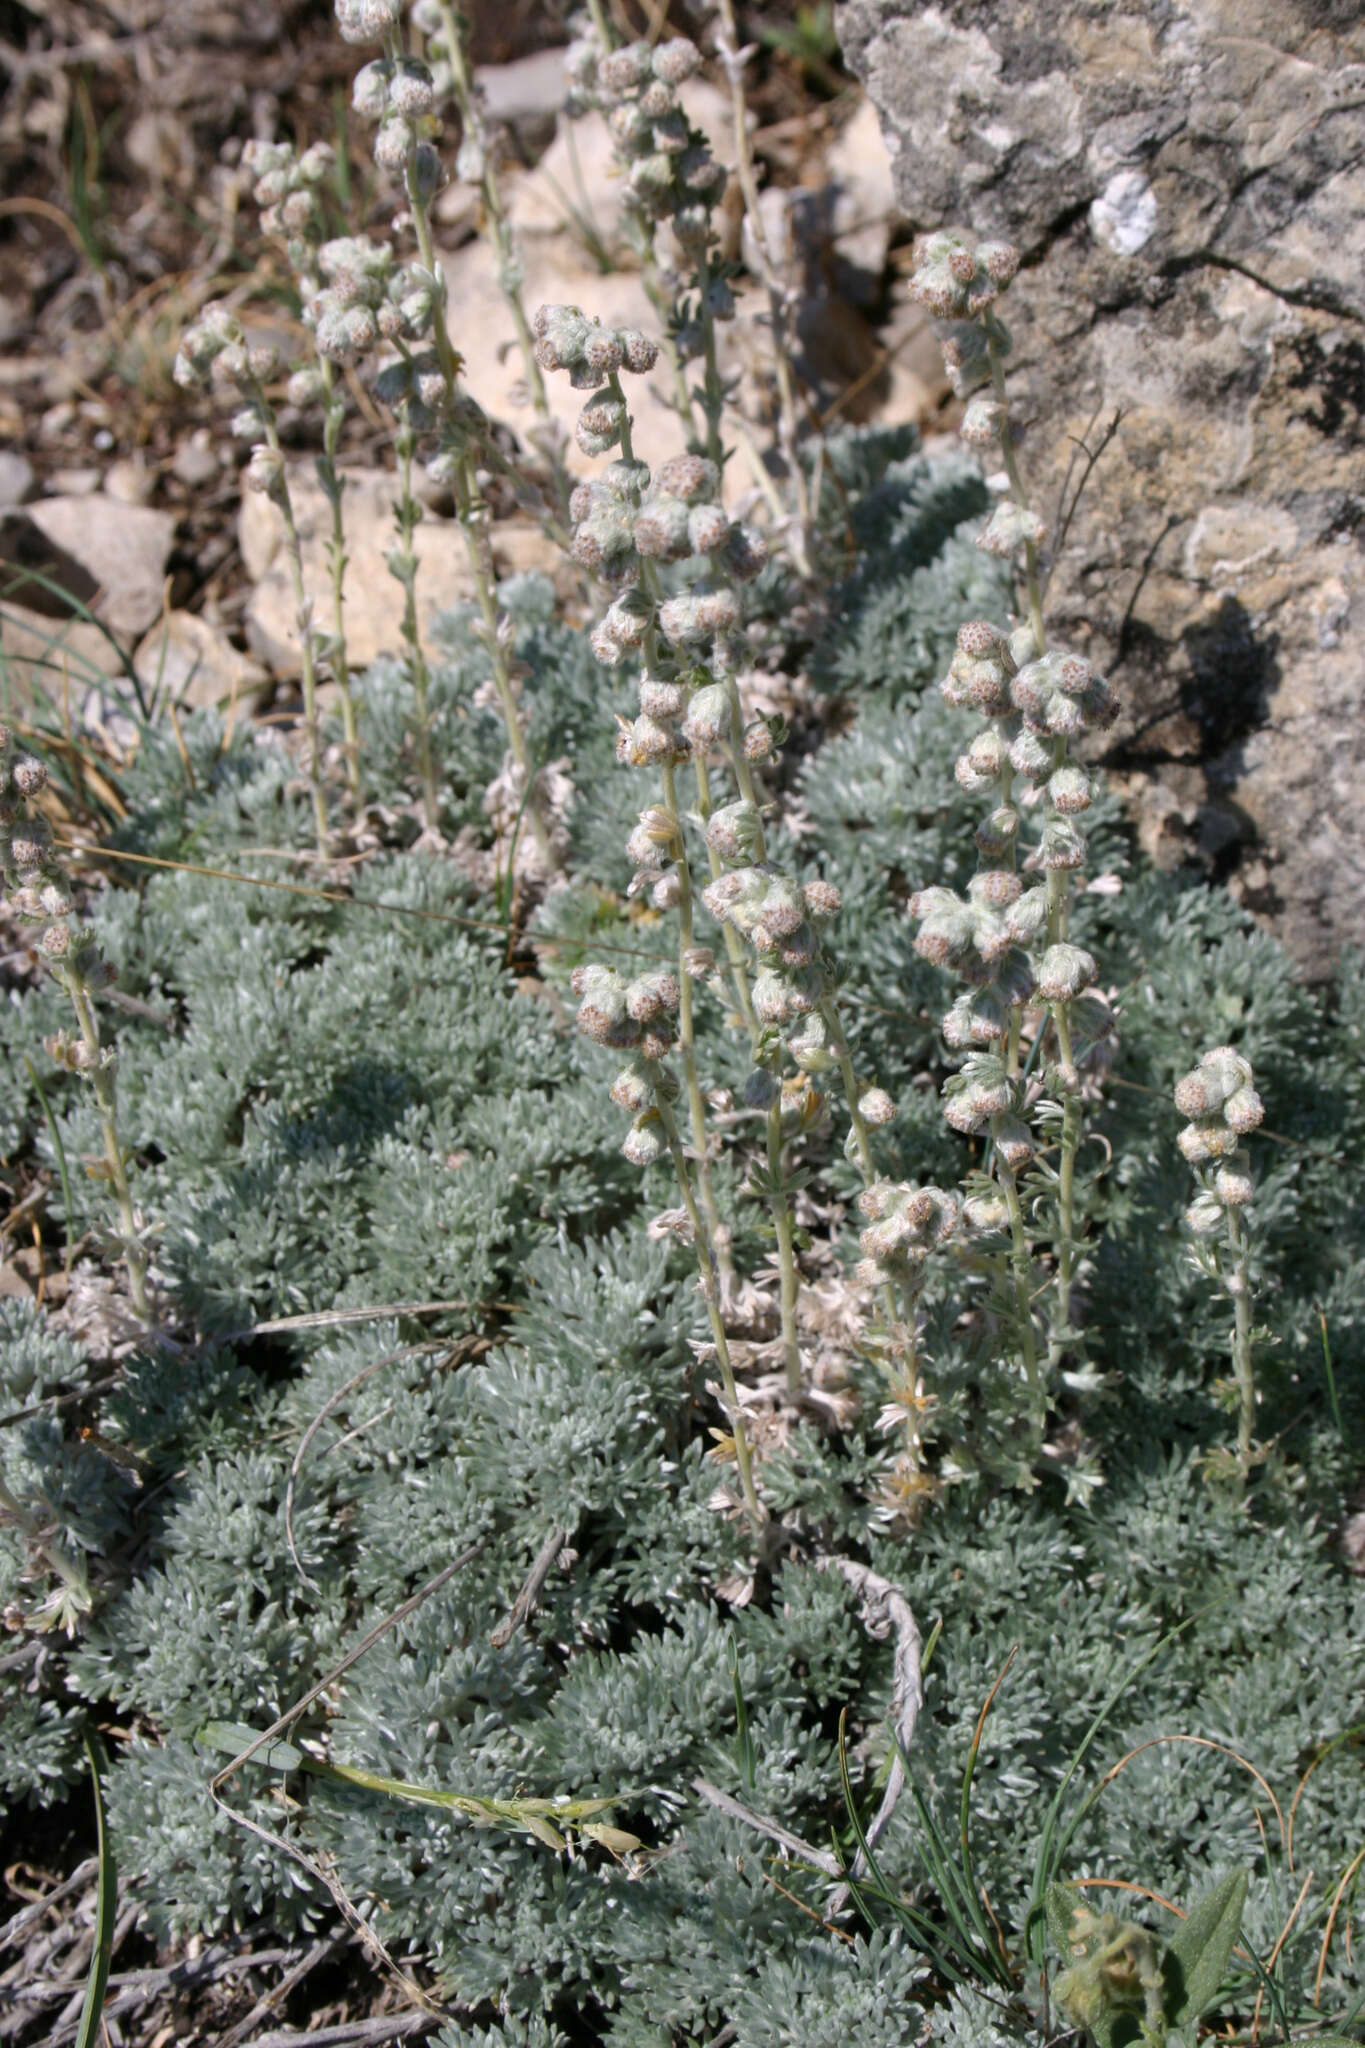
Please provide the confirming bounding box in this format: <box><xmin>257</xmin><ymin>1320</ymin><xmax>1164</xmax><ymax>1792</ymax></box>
<box><xmin>1225</xmin><ymin>1205</ymin><xmax>1256</xmax><ymax>1486</ymax></box>
<box><xmin>660</xmin><ymin>758</ymin><xmax>736</xmax><ymax>1302</ymax></box>
<box><xmin>654</xmin><ymin>1092</ymin><xmax>764</xmax><ymax>1532</ymax></box>
<box><xmin>318</xmin><ymin>360</ymin><xmax>360</xmax><ymax>803</ymax></box>
<box><xmin>252</xmin><ymin>385</ymin><xmax>329</xmax><ymax>858</ymax></box>
<box><xmin>403</xmin><ymin>127</ymin><xmax>557</xmax><ymax>871</ymax></box>
<box><xmin>66</xmin><ymin>978</ymin><xmax>148</xmax><ymax>1321</ymax></box>
<box><xmin>393</xmin><ymin>419</ymin><xmax>440</xmax><ymax>831</ymax></box>
<box><xmin>1001</xmin><ymin>1165</ymin><xmax>1040</xmax><ymax>1402</ymax></box>
<box><xmin>987</xmin><ymin>321</ymin><xmax>1045</xmax><ymax>658</ymax></box>
<box><xmin>712</xmin><ymin>0</ymin><xmax>814</xmax><ymax>578</ymax></box>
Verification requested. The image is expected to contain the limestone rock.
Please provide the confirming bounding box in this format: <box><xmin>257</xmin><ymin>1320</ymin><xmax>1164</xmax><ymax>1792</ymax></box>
<box><xmin>22</xmin><ymin>495</ymin><xmax>175</xmax><ymax>641</ymax></box>
<box><xmin>0</xmin><ymin>454</ymin><xmax>34</xmax><ymax>508</ymax></box>
<box><xmin>837</xmin><ymin>0</ymin><xmax>1365</xmax><ymax>976</ymax></box>
<box><xmin>0</xmin><ymin>602</ymin><xmax>126</xmax><ymax>710</ymax></box>
<box><xmin>133</xmin><ymin>610</ymin><xmax>270</xmax><ymax>713</ymax></box>
<box><xmin>241</xmin><ymin>465</ymin><xmax>475</xmax><ymax>675</ymax></box>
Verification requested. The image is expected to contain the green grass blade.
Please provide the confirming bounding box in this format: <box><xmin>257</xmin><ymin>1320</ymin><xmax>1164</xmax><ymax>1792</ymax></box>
<box><xmin>75</xmin><ymin>1732</ymin><xmax>116</xmax><ymax>2048</ymax></box>
<box><xmin>1320</xmin><ymin>1313</ymin><xmax>1348</xmax><ymax>1448</ymax></box>
<box><xmin>727</xmin><ymin>1639</ymin><xmax>757</xmax><ymax>1794</ymax></box>
<box><xmin>957</xmin><ymin>1650</ymin><xmax>1017</xmax><ymax>1962</ymax></box>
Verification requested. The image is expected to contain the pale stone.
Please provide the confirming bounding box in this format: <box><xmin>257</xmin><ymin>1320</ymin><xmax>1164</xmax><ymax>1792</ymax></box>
<box><xmin>104</xmin><ymin>459</ymin><xmax>156</xmax><ymax>506</ymax></box>
<box><xmin>47</xmin><ymin>468</ymin><xmax>101</xmax><ymax>496</ymax></box>
<box><xmin>0</xmin><ymin>601</ymin><xmax>126</xmax><ymax>713</ymax></box>
<box><xmin>475</xmin><ymin>48</ymin><xmax>569</xmax><ymax>127</ymax></box>
<box><xmin>823</xmin><ymin>93</ymin><xmax>898</xmax><ymax>291</ymax></box>
<box><xmin>133</xmin><ymin>610</ymin><xmax>270</xmax><ymax>712</ymax></box>
<box><xmin>173</xmin><ymin>432</ymin><xmax>221</xmax><ymax>489</ymax></box>
<box><xmin>0</xmin><ymin>453</ymin><xmax>34</xmax><ymax>507</ymax></box>
<box><xmin>23</xmin><ymin>495</ymin><xmax>175</xmax><ymax>641</ymax></box>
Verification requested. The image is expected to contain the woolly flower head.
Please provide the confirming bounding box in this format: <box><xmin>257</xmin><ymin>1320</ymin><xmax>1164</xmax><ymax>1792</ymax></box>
<box><xmin>907</xmin><ymin>230</ymin><xmax>1020</xmax><ymax>323</ymax></box>
<box><xmin>571</xmin><ymin>964</ymin><xmax>679</xmax><ymax>1059</ymax></box>
<box><xmin>1011</xmin><ymin>647</ymin><xmax>1118</xmax><ymax>739</ymax></box>
<box><xmin>335</xmin><ymin>0</ymin><xmax>402</xmax><ymax>43</ymax></box>
<box><xmin>1175</xmin><ymin>1046</ymin><xmax>1263</xmax><ymax>1173</ymax></box>
<box><xmin>532</xmin><ymin>305</ymin><xmax>657</xmax><ymax>389</ymax></box>
<box><xmin>856</xmin><ymin>1182</ymin><xmax>960</xmax><ymax>1289</ymax></box>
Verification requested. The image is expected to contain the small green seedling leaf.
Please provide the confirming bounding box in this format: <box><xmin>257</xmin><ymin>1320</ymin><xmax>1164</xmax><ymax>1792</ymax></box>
<box><xmin>198</xmin><ymin>1720</ymin><xmax>305</xmax><ymax>1771</ymax></box>
<box><xmin>1162</xmin><ymin>1868</ymin><xmax>1249</xmax><ymax>2031</ymax></box>
<box><xmin>1047</xmin><ymin>1877</ymin><xmax>1085</xmax><ymax>1960</ymax></box>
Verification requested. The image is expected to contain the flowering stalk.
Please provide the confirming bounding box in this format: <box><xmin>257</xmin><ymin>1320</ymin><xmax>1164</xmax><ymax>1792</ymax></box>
<box><xmin>563</xmin><ymin>28</ymin><xmax>736</xmax><ymax>461</ymax></box>
<box><xmin>0</xmin><ymin>741</ymin><xmax>149</xmax><ymax>1322</ymax></box>
<box><xmin>389</xmin><ymin>408</ymin><xmax>441</xmax><ymax>830</ymax></box>
<box><xmin>425</xmin><ymin>1</ymin><xmax>548</xmax><ymax>421</ymax></box>
<box><xmin>322</xmin><ymin>3</ymin><xmax>565</xmax><ymax>866</ymax></box>
<box><xmin>1176</xmin><ymin>1046</ymin><xmax>1265</xmax><ymax>1486</ymax></box>
<box><xmin>317</xmin><ymin>358</ymin><xmax>361</xmax><ymax>802</ymax></box>
<box><xmin>907</xmin><ymin>231</ymin><xmax>1120</xmax><ymax>1473</ymax></box>
<box><xmin>175</xmin><ymin>306</ymin><xmax>332</xmax><ymax>858</ymax></box>
<box><xmin>240</xmin><ymin>140</ymin><xmax>363</xmax><ymax>809</ymax></box>
<box><xmin>711</xmin><ymin>0</ymin><xmax>814</xmax><ymax>578</ymax></box>
<box><xmin>571</xmin><ymin>964</ymin><xmax>761</xmax><ymax>1533</ymax></box>
<box><xmin>559</xmin><ymin>336</ymin><xmax>735</xmax><ymax>1293</ymax></box>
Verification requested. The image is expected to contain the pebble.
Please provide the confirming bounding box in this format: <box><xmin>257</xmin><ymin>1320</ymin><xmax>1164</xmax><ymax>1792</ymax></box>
<box><xmin>47</xmin><ymin>467</ymin><xmax>101</xmax><ymax>496</ymax></box>
<box><xmin>0</xmin><ymin>453</ymin><xmax>34</xmax><ymax>508</ymax></box>
<box><xmin>104</xmin><ymin>459</ymin><xmax>156</xmax><ymax>506</ymax></box>
<box><xmin>173</xmin><ymin>432</ymin><xmax>221</xmax><ymax>488</ymax></box>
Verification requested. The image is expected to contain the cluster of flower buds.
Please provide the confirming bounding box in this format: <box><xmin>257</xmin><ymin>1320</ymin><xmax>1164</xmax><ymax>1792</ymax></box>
<box><xmin>533</xmin><ymin>304</ymin><xmax>658</xmax><ymax>394</ymax></box>
<box><xmin>855</xmin><ymin>1182</ymin><xmax>960</xmax><ymax>1293</ymax></box>
<box><xmin>241</xmin><ymin>139</ymin><xmax>333</xmax><ymax>266</ymax></box>
<box><xmin>907</xmin><ymin>230</ymin><xmax>1019</xmax><ymax>394</ymax></box>
<box><xmin>1175</xmin><ymin>1046</ymin><xmax>1263</xmax><ymax>1228</ymax></box>
<box><xmin>536</xmin><ymin>324</ymin><xmax>766</xmax><ymax>668</ymax></box>
<box><xmin>173</xmin><ymin>306</ymin><xmax>294</xmax><ymax>497</ymax></box>
<box><xmin>1011</xmin><ymin>648</ymin><xmax>1118</xmax><ymax>748</ymax></box>
<box><xmin>0</xmin><ymin>738</ymin><xmax>67</xmax><ymax>946</ymax></box>
<box><xmin>912</xmin><ymin>616</ymin><xmax>1118</xmax><ymax>1059</ymax></box>
<box><xmin>334</xmin><ymin>0</ymin><xmax>402</xmax><ymax>48</ymax></box>
<box><xmin>904</xmin><ymin>229</ymin><xmax>1052</xmax><ymax>566</ymax></box>
<box><xmin>703</xmin><ymin>868</ymin><xmax>843</xmax><ymax>1072</ymax></box>
<box><xmin>348</xmin><ymin>31</ymin><xmax>443</xmax><ymax>196</ymax></box>
<box><xmin>173</xmin><ymin>303</ymin><xmax>277</xmax><ymax>397</ymax></box>
<box><xmin>941</xmin><ymin>1052</ymin><xmax>1035</xmax><ymax>1168</ymax></box>
<box><xmin>0</xmin><ymin>735</ymin><xmax>112</xmax><ymax>1059</ymax></box>
<box><xmin>566</xmin><ymin>38</ymin><xmax>715</xmax><ymax>214</ymax></box>
<box><xmin>571</xmin><ymin>964</ymin><xmax>685</xmax><ymax>1166</ymax></box>
<box><xmin>301</xmin><ymin>236</ymin><xmax>438</xmax><ymax>370</ymax></box>
<box><xmin>563</xmin><ymin>28</ymin><xmax>738</xmax><ymax>361</ymax></box>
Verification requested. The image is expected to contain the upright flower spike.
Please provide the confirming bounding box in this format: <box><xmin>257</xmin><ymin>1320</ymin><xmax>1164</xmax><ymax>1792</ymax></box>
<box><xmin>177</xmin><ymin>301</ymin><xmax>333</xmax><ymax>857</ymax></box>
<box><xmin>562</xmin><ymin>21</ymin><xmax>734</xmax><ymax>463</ymax></box>
<box><xmin>243</xmin><ymin>139</ymin><xmax>363</xmax><ymax>804</ymax></box>
<box><xmin>320</xmin><ymin>6</ymin><xmax>567</xmax><ymax>870</ymax></box>
<box><xmin>569</xmin><ymin>964</ymin><xmax>763</xmax><ymax>1533</ymax></box>
<box><xmin>1176</xmin><ymin>1047</ymin><xmax>1265</xmax><ymax>1487</ymax></box>
<box><xmin>855</xmin><ymin>1182</ymin><xmax>961</xmax><ymax>1520</ymax></box>
<box><xmin>537</xmin><ymin>302</ymin><xmax>800</xmax><ymax>1387</ymax></box>
<box><xmin>911</xmin><ymin>217</ymin><xmax>1124</xmax><ymax>1473</ymax></box>
<box><xmin>0</xmin><ymin>740</ymin><xmax>149</xmax><ymax>1322</ymax></box>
